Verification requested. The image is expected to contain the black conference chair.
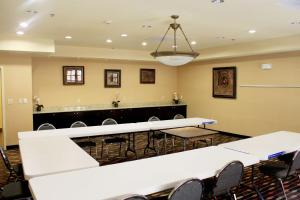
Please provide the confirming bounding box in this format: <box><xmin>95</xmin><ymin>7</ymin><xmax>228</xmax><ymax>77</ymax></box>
<box><xmin>259</xmin><ymin>150</ymin><xmax>300</xmax><ymax>200</ymax></box>
<box><xmin>207</xmin><ymin>161</ymin><xmax>244</xmax><ymax>200</ymax></box>
<box><xmin>0</xmin><ymin>147</ymin><xmax>24</xmax><ymax>183</ymax></box>
<box><xmin>168</xmin><ymin>178</ymin><xmax>203</xmax><ymax>200</ymax></box>
<box><xmin>122</xmin><ymin>194</ymin><xmax>148</xmax><ymax>200</ymax></box>
<box><xmin>144</xmin><ymin>116</ymin><xmax>173</xmax><ymax>155</ymax></box>
<box><xmin>0</xmin><ymin>181</ymin><xmax>32</xmax><ymax>200</ymax></box>
<box><xmin>101</xmin><ymin>118</ymin><xmax>127</xmax><ymax>158</ymax></box>
<box><xmin>173</xmin><ymin>114</ymin><xmax>184</xmax><ymax>119</ymax></box>
<box><xmin>70</xmin><ymin>121</ymin><xmax>97</xmax><ymax>156</ymax></box>
<box><xmin>37</xmin><ymin>123</ymin><xmax>56</xmax><ymax>131</ymax></box>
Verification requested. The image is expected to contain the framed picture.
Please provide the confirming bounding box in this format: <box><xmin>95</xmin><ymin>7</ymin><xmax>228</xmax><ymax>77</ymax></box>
<box><xmin>104</xmin><ymin>69</ymin><xmax>121</xmax><ymax>88</ymax></box>
<box><xmin>63</xmin><ymin>66</ymin><xmax>84</xmax><ymax>85</ymax></box>
<box><xmin>140</xmin><ymin>68</ymin><xmax>155</xmax><ymax>84</ymax></box>
<box><xmin>213</xmin><ymin>67</ymin><xmax>236</xmax><ymax>98</ymax></box>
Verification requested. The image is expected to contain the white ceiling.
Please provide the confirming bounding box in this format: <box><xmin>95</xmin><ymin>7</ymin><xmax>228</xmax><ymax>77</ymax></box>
<box><xmin>1</xmin><ymin>0</ymin><xmax>300</xmax><ymax>52</ymax></box>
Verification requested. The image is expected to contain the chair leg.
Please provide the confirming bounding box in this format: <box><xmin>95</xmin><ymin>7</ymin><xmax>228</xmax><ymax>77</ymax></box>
<box><xmin>172</xmin><ymin>137</ymin><xmax>175</xmax><ymax>150</ymax></box>
<box><xmin>278</xmin><ymin>178</ymin><xmax>288</xmax><ymax>200</ymax></box>
<box><xmin>119</xmin><ymin>142</ymin><xmax>122</xmax><ymax>156</ymax></box>
<box><xmin>101</xmin><ymin>140</ymin><xmax>104</xmax><ymax>159</ymax></box>
<box><xmin>232</xmin><ymin>193</ymin><xmax>237</xmax><ymax>200</ymax></box>
<box><xmin>95</xmin><ymin>144</ymin><xmax>98</xmax><ymax>157</ymax></box>
<box><xmin>156</xmin><ymin>140</ymin><xmax>160</xmax><ymax>155</ymax></box>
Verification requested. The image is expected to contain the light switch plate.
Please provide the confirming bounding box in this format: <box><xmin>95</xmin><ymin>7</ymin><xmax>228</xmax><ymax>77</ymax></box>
<box><xmin>7</xmin><ymin>98</ymin><xmax>14</xmax><ymax>105</ymax></box>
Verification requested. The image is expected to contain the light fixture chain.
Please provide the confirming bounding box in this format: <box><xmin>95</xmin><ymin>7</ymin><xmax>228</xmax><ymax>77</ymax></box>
<box><xmin>174</xmin><ymin>24</ymin><xmax>177</xmax><ymax>53</ymax></box>
<box><xmin>179</xmin><ymin>25</ymin><xmax>195</xmax><ymax>52</ymax></box>
<box><xmin>155</xmin><ymin>26</ymin><xmax>171</xmax><ymax>52</ymax></box>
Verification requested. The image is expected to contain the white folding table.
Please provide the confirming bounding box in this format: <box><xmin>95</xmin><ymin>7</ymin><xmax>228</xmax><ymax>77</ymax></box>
<box><xmin>29</xmin><ymin>146</ymin><xmax>258</xmax><ymax>200</ymax></box>
<box><xmin>18</xmin><ymin>123</ymin><xmax>150</xmax><ymax>139</ymax></box>
<box><xmin>219</xmin><ymin>131</ymin><xmax>300</xmax><ymax>160</ymax></box>
<box><xmin>161</xmin><ymin>127</ymin><xmax>218</xmax><ymax>150</ymax></box>
<box><xmin>19</xmin><ymin>136</ymin><xmax>99</xmax><ymax>180</ymax></box>
<box><xmin>142</xmin><ymin>117</ymin><xmax>217</xmax><ymax>154</ymax></box>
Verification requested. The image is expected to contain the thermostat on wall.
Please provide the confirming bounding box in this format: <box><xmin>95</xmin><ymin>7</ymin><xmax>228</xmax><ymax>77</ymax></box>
<box><xmin>261</xmin><ymin>63</ymin><xmax>272</xmax><ymax>70</ymax></box>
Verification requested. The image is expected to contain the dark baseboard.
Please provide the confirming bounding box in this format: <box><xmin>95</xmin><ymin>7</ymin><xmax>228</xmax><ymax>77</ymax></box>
<box><xmin>6</xmin><ymin>145</ymin><xmax>19</xmax><ymax>150</ymax></box>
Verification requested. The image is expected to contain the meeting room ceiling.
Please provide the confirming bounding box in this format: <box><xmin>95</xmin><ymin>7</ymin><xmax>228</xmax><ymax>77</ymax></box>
<box><xmin>1</xmin><ymin>0</ymin><xmax>300</xmax><ymax>51</ymax></box>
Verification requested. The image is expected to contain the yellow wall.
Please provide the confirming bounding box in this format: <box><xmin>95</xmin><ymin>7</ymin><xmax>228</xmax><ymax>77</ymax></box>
<box><xmin>32</xmin><ymin>57</ymin><xmax>178</xmax><ymax>107</ymax></box>
<box><xmin>178</xmin><ymin>52</ymin><xmax>300</xmax><ymax>136</ymax></box>
<box><xmin>0</xmin><ymin>54</ymin><xmax>33</xmax><ymax>146</ymax></box>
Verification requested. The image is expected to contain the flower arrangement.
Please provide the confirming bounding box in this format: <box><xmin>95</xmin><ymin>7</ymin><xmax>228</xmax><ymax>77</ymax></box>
<box><xmin>33</xmin><ymin>96</ymin><xmax>44</xmax><ymax>111</ymax></box>
<box><xmin>112</xmin><ymin>93</ymin><xmax>120</xmax><ymax>107</ymax></box>
<box><xmin>172</xmin><ymin>92</ymin><xmax>183</xmax><ymax>104</ymax></box>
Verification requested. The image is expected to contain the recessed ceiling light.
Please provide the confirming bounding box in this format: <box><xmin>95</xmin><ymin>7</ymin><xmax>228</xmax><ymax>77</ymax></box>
<box><xmin>16</xmin><ymin>31</ymin><xmax>24</xmax><ymax>35</ymax></box>
<box><xmin>211</xmin><ymin>0</ymin><xmax>224</xmax><ymax>3</ymax></box>
<box><xmin>106</xmin><ymin>39</ymin><xmax>112</xmax><ymax>43</ymax></box>
<box><xmin>121</xmin><ymin>34</ymin><xmax>128</xmax><ymax>37</ymax></box>
<box><xmin>104</xmin><ymin>20</ymin><xmax>112</xmax><ymax>25</ymax></box>
<box><xmin>141</xmin><ymin>42</ymin><xmax>147</xmax><ymax>46</ymax></box>
<box><xmin>191</xmin><ymin>41</ymin><xmax>197</xmax><ymax>45</ymax></box>
<box><xmin>19</xmin><ymin>22</ymin><xmax>28</xmax><ymax>28</ymax></box>
<box><xmin>248</xmin><ymin>29</ymin><xmax>256</xmax><ymax>34</ymax></box>
<box><xmin>65</xmin><ymin>36</ymin><xmax>72</xmax><ymax>39</ymax></box>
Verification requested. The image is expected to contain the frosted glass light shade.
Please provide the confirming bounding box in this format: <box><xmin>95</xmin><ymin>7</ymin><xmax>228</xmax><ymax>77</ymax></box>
<box><xmin>151</xmin><ymin>51</ymin><xmax>199</xmax><ymax>66</ymax></box>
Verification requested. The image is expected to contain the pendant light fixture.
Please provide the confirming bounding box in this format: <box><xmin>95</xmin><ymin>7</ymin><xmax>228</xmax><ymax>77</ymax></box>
<box><xmin>151</xmin><ymin>15</ymin><xmax>199</xmax><ymax>66</ymax></box>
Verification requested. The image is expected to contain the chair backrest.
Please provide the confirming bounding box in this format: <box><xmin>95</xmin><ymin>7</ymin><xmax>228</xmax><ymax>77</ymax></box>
<box><xmin>213</xmin><ymin>161</ymin><xmax>244</xmax><ymax>196</ymax></box>
<box><xmin>37</xmin><ymin>123</ymin><xmax>56</xmax><ymax>131</ymax></box>
<box><xmin>148</xmin><ymin>116</ymin><xmax>160</xmax><ymax>122</ymax></box>
<box><xmin>287</xmin><ymin>150</ymin><xmax>300</xmax><ymax>176</ymax></box>
<box><xmin>0</xmin><ymin>146</ymin><xmax>12</xmax><ymax>171</ymax></box>
<box><xmin>102</xmin><ymin>118</ymin><xmax>118</xmax><ymax>125</ymax></box>
<box><xmin>168</xmin><ymin>178</ymin><xmax>203</xmax><ymax>200</ymax></box>
<box><xmin>122</xmin><ymin>194</ymin><xmax>148</xmax><ymax>200</ymax></box>
<box><xmin>173</xmin><ymin>114</ymin><xmax>185</xmax><ymax>119</ymax></box>
<box><xmin>70</xmin><ymin>121</ymin><xmax>87</xmax><ymax>128</ymax></box>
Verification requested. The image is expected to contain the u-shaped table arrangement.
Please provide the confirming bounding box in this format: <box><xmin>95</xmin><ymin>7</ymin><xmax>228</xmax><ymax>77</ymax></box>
<box><xmin>18</xmin><ymin>118</ymin><xmax>300</xmax><ymax>200</ymax></box>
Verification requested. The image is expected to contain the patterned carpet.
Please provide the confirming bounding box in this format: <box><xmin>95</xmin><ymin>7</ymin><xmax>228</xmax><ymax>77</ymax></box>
<box><xmin>1</xmin><ymin>132</ymin><xmax>300</xmax><ymax>200</ymax></box>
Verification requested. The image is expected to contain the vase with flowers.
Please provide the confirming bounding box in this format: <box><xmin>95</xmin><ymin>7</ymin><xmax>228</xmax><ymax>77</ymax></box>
<box><xmin>172</xmin><ymin>92</ymin><xmax>183</xmax><ymax>104</ymax></box>
<box><xmin>33</xmin><ymin>96</ymin><xmax>44</xmax><ymax>111</ymax></box>
<box><xmin>112</xmin><ymin>93</ymin><xmax>120</xmax><ymax>107</ymax></box>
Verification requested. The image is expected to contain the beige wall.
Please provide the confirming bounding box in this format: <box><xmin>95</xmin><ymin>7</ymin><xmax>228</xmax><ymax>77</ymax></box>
<box><xmin>32</xmin><ymin>57</ymin><xmax>178</xmax><ymax>107</ymax></box>
<box><xmin>0</xmin><ymin>54</ymin><xmax>33</xmax><ymax>146</ymax></box>
<box><xmin>178</xmin><ymin>52</ymin><xmax>300</xmax><ymax>136</ymax></box>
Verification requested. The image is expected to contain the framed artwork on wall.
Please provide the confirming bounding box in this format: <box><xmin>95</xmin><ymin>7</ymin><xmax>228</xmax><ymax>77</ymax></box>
<box><xmin>213</xmin><ymin>66</ymin><xmax>236</xmax><ymax>98</ymax></box>
<box><xmin>104</xmin><ymin>69</ymin><xmax>121</xmax><ymax>88</ymax></box>
<box><xmin>140</xmin><ymin>68</ymin><xmax>155</xmax><ymax>84</ymax></box>
<box><xmin>63</xmin><ymin>66</ymin><xmax>84</xmax><ymax>85</ymax></box>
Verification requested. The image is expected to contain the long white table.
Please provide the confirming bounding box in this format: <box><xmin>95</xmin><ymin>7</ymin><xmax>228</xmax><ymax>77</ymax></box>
<box><xmin>19</xmin><ymin>136</ymin><xmax>99</xmax><ymax>180</ymax></box>
<box><xmin>219</xmin><ymin>131</ymin><xmax>300</xmax><ymax>160</ymax></box>
<box><xmin>144</xmin><ymin>117</ymin><xmax>217</xmax><ymax>130</ymax></box>
<box><xmin>29</xmin><ymin>146</ymin><xmax>258</xmax><ymax>200</ymax></box>
<box><xmin>18</xmin><ymin>118</ymin><xmax>216</xmax><ymax>140</ymax></box>
<box><xmin>18</xmin><ymin>123</ymin><xmax>150</xmax><ymax>139</ymax></box>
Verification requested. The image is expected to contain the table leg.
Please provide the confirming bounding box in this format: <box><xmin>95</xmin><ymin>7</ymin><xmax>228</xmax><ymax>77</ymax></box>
<box><xmin>144</xmin><ymin>131</ymin><xmax>157</xmax><ymax>155</ymax></box>
<box><xmin>241</xmin><ymin>165</ymin><xmax>264</xmax><ymax>200</ymax></box>
<box><xmin>125</xmin><ymin>133</ymin><xmax>137</xmax><ymax>159</ymax></box>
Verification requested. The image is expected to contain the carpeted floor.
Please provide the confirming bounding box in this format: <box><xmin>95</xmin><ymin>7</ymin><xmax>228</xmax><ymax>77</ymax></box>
<box><xmin>1</xmin><ymin>132</ymin><xmax>300</xmax><ymax>200</ymax></box>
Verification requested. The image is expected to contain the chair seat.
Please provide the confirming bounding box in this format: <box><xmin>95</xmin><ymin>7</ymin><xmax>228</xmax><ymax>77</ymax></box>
<box><xmin>104</xmin><ymin>137</ymin><xmax>126</xmax><ymax>144</ymax></box>
<box><xmin>259</xmin><ymin>162</ymin><xmax>291</xmax><ymax>179</ymax></box>
<box><xmin>1</xmin><ymin>181</ymin><xmax>31</xmax><ymax>200</ymax></box>
<box><xmin>278</xmin><ymin>153</ymin><xmax>294</xmax><ymax>164</ymax></box>
<box><xmin>76</xmin><ymin>141</ymin><xmax>96</xmax><ymax>148</ymax></box>
<box><xmin>12</xmin><ymin>163</ymin><xmax>24</xmax><ymax>177</ymax></box>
